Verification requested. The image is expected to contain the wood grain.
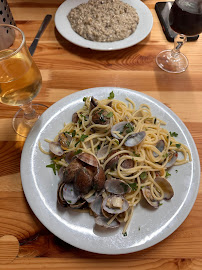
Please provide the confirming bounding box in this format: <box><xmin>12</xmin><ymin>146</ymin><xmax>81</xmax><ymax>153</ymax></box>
<box><xmin>0</xmin><ymin>0</ymin><xmax>202</xmax><ymax>269</ymax></box>
<box><xmin>0</xmin><ymin>235</ymin><xmax>19</xmax><ymax>265</ymax></box>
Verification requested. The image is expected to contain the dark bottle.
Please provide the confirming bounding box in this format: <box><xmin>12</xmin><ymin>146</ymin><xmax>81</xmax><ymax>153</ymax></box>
<box><xmin>169</xmin><ymin>0</ymin><xmax>202</xmax><ymax>36</ymax></box>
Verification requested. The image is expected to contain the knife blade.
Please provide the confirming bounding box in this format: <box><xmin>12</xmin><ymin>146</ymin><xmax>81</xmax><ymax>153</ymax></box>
<box><xmin>29</xmin><ymin>14</ymin><xmax>52</xmax><ymax>56</ymax></box>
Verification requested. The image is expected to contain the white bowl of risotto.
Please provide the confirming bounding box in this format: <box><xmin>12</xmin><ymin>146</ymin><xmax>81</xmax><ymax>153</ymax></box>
<box><xmin>55</xmin><ymin>0</ymin><xmax>153</xmax><ymax>50</ymax></box>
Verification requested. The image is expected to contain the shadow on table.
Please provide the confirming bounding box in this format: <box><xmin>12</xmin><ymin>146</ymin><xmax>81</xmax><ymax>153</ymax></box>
<box><xmin>54</xmin><ymin>27</ymin><xmax>152</xmax><ymax>65</ymax></box>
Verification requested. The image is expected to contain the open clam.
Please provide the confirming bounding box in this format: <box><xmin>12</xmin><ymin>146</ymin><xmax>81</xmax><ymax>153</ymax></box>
<box><xmin>105</xmin><ymin>179</ymin><xmax>132</xmax><ymax>195</ymax></box>
<box><xmin>142</xmin><ymin>177</ymin><xmax>174</xmax><ymax>208</ymax></box>
<box><xmin>166</xmin><ymin>150</ymin><xmax>178</xmax><ymax>168</ymax></box>
<box><xmin>58</xmin><ymin>132</ymin><xmax>72</xmax><ymax>148</ymax></box>
<box><xmin>124</xmin><ymin>131</ymin><xmax>146</xmax><ymax>147</ymax></box>
<box><xmin>95</xmin><ymin>216</ymin><xmax>120</xmax><ymax>229</ymax></box>
<box><xmin>92</xmin><ymin>108</ymin><xmax>110</xmax><ymax>125</ymax></box>
<box><xmin>49</xmin><ymin>142</ymin><xmax>64</xmax><ymax>156</ymax></box>
<box><xmin>102</xmin><ymin>195</ymin><xmax>129</xmax><ymax>214</ymax></box>
<box><xmin>142</xmin><ymin>186</ymin><xmax>160</xmax><ymax>208</ymax></box>
<box><xmin>111</xmin><ymin>121</ymin><xmax>128</xmax><ymax>139</ymax></box>
<box><xmin>155</xmin><ymin>177</ymin><xmax>174</xmax><ymax>200</ymax></box>
<box><xmin>57</xmin><ymin>182</ymin><xmax>80</xmax><ymax>206</ymax></box>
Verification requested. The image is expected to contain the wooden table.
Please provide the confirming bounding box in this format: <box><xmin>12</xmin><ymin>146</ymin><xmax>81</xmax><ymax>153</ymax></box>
<box><xmin>0</xmin><ymin>0</ymin><xmax>202</xmax><ymax>269</ymax></box>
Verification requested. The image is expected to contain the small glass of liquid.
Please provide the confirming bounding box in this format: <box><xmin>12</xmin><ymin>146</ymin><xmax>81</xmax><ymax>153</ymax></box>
<box><xmin>0</xmin><ymin>24</ymin><xmax>47</xmax><ymax>137</ymax></box>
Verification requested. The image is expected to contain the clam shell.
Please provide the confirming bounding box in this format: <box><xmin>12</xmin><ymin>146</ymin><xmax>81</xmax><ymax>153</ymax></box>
<box><xmin>166</xmin><ymin>150</ymin><xmax>178</xmax><ymax>168</ymax></box>
<box><xmin>95</xmin><ymin>216</ymin><xmax>120</xmax><ymax>229</ymax></box>
<box><xmin>77</xmin><ymin>153</ymin><xmax>99</xmax><ymax>168</ymax></box>
<box><xmin>57</xmin><ymin>182</ymin><xmax>68</xmax><ymax>206</ymax></box>
<box><xmin>102</xmin><ymin>195</ymin><xmax>129</xmax><ymax>214</ymax></box>
<box><xmin>111</xmin><ymin>121</ymin><xmax>128</xmax><ymax>139</ymax></box>
<box><xmin>105</xmin><ymin>179</ymin><xmax>132</xmax><ymax>195</ymax></box>
<box><xmin>74</xmin><ymin>167</ymin><xmax>94</xmax><ymax>194</ymax></box>
<box><xmin>93</xmin><ymin>166</ymin><xmax>106</xmax><ymax>191</ymax></box>
<box><xmin>155</xmin><ymin>177</ymin><xmax>174</xmax><ymax>200</ymax></box>
<box><xmin>89</xmin><ymin>195</ymin><xmax>103</xmax><ymax>216</ymax></box>
<box><xmin>142</xmin><ymin>186</ymin><xmax>160</xmax><ymax>208</ymax></box>
<box><xmin>97</xmin><ymin>145</ymin><xmax>109</xmax><ymax>159</ymax></box>
<box><xmin>58</xmin><ymin>132</ymin><xmax>72</xmax><ymax>148</ymax></box>
<box><xmin>49</xmin><ymin>142</ymin><xmax>64</xmax><ymax>156</ymax></box>
<box><xmin>69</xmin><ymin>200</ymin><xmax>86</xmax><ymax>209</ymax></box>
<box><xmin>72</xmin><ymin>112</ymin><xmax>79</xmax><ymax>123</ymax></box>
<box><xmin>124</xmin><ymin>131</ymin><xmax>146</xmax><ymax>147</ymax></box>
<box><xmin>63</xmin><ymin>159</ymin><xmax>82</xmax><ymax>183</ymax></box>
<box><xmin>90</xmin><ymin>96</ymin><xmax>98</xmax><ymax>111</ymax></box>
<box><xmin>62</xmin><ymin>183</ymin><xmax>80</xmax><ymax>205</ymax></box>
<box><xmin>153</xmin><ymin>140</ymin><xmax>165</xmax><ymax>157</ymax></box>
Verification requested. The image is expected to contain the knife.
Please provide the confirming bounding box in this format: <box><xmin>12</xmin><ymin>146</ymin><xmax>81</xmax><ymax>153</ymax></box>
<box><xmin>29</xmin><ymin>14</ymin><xmax>52</xmax><ymax>56</ymax></box>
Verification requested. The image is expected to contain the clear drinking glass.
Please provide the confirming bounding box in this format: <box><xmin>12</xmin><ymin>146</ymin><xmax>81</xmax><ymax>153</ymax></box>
<box><xmin>156</xmin><ymin>0</ymin><xmax>202</xmax><ymax>73</ymax></box>
<box><xmin>0</xmin><ymin>24</ymin><xmax>47</xmax><ymax>137</ymax></box>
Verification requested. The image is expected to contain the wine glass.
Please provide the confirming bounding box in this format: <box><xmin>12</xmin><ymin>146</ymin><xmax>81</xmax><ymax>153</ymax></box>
<box><xmin>156</xmin><ymin>0</ymin><xmax>202</xmax><ymax>73</ymax></box>
<box><xmin>0</xmin><ymin>24</ymin><xmax>47</xmax><ymax>137</ymax></box>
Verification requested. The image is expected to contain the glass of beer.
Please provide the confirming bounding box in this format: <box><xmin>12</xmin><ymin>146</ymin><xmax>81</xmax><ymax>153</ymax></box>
<box><xmin>0</xmin><ymin>24</ymin><xmax>47</xmax><ymax>137</ymax></box>
<box><xmin>156</xmin><ymin>0</ymin><xmax>202</xmax><ymax>73</ymax></box>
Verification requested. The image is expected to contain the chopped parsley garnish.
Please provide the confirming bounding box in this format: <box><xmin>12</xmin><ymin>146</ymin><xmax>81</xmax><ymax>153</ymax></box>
<box><xmin>165</xmin><ymin>171</ymin><xmax>171</xmax><ymax>178</ymax></box>
<box><xmin>97</xmin><ymin>145</ymin><xmax>101</xmax><ymax>150</ymax></box>
<box><xmin>128</xmin><ymin>182</ymin><xmax>138</xmax><ymax>191</ymax></box>
<box><xmin>71</xmin><ymin>130</ymin><xmax>76</xmax><ymax>137</ymax></box>
<box><xmin>75</xmin><ymin>134</ymin><xmax>88</xmax><ymax>147</ymax></box>
<box><xmin>170</xmin><ymin>141</ymin><xmax>172</xmax><ymax>145</ymax></box>
<box><xmin>83</xmin><ymin>97</ymin><xmax>87</xmax><ymax>102</ymax></box>
<box><xmin>67</xmin><ymin>200</ymin><xmax>72</xmax><ymax>203</ymax></box>
<box><xmin>138</xmin><ymin>227</ymin><xmax>141</xmax><ymax>231</ymax></box>
<box><xmin>140</xmin><ymin>172</ymin><xmax>147</xmax><ymax>180</ymax></box>
<box><xmin>123</xmin><ymin>232</ymin><xmax>127</xmax><ymax>237</ymax></box>
<box><xmin>159</xmin><ymin>203</ymin><xmax>163</xmax><ymax>206</ymax></box>
<box><xmin>108</xmin><ymin>91</ymin><xmax>114</xmax><ymax>99</ymax></box>
<box><xmin>163</xmin><ymin>153</ymin><xmax>169</xmax><ymax>158</ymax></box>
<box><xmin>107</xmin><ymin>112</ymin><xmax>113</xmax><ymax>118</ymax></box>
<box><xmin>169</xmin><ymin>131</ymin><xmax>178</xmax><ymax>137</ymax></box>
<box><xmin>175</xmin><ymin>170</ymin><xmax>178</xmax><ymax>173</ymax></box>
<box><xmin>74</xmin><ymin>149</ymin><xmax>82</xmax><ymax>155</ymax></box>
<box><xmin>124</xmin><ymin>123</ymin><xmax>134</xmax><ymax>133</ymax></box>
<box><xmin>46</xmin><ymin>163</ymin><xmax>61</xmax><ymax>175</ymax></box>
<box><xmin>176</xmin><ymin>143</ymin><xmax>181</xmax><ymax>148</ymax></box>
<box><xmin>133</xmin><ymin>152</ymin><xmax>140</xmax><ymax>157</ymax></box>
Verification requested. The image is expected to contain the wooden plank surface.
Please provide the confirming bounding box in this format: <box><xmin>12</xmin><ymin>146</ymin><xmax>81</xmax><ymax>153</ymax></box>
<box><xmin>0</xmin><ymin>0</ymin><xmax>202</xmax><ymax>269</ymax></box>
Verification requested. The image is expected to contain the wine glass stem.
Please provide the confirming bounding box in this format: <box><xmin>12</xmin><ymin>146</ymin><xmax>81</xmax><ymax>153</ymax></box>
<box><xmin>20</xmin><ymin>102</ymin><xmax>39</xmax><ymax>125</ymax></box>
<box><xmin>171</xmin><ymin>34</ymin><xmax>187</xmax><ymax>58</ymax></box>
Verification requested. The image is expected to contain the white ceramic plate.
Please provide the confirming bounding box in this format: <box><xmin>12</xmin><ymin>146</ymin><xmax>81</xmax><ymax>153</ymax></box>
<box><xmin>54</xmin><ymin>0</ymin><xmax>153</xmax><ymax>50</ymax></box>
<box><xmin>21</xmin><ymin>87</ymin><xmax>200</xmax><ymax>255</ymax></box>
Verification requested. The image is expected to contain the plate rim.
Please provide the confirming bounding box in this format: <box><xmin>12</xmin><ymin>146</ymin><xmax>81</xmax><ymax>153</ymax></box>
<box><xmin>54</xmin><ymin>0</ymin><xmax>153</xmax><ymax>51</ymax></box>
<box><xmin>21</xmin><ymin>87</ymin><xmax>201</xmax><ymax>254</ymax></box>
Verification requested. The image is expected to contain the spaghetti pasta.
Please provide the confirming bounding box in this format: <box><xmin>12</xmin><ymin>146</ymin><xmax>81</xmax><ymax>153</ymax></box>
<box><xmin>44</xmin><ymin>93</ymin><xmax>191</xmax><ymax>235</ymax></box>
